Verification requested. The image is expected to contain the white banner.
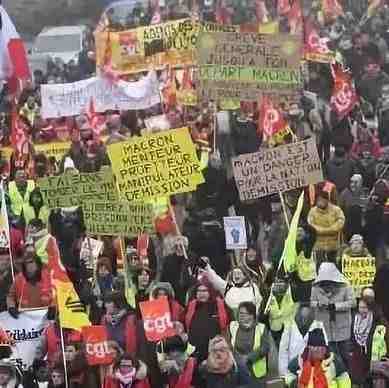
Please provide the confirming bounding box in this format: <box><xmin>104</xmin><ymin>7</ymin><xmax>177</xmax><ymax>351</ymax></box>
<box><xmin>0</xmin><ymin>309</ymin><xmax>48</xmax><ymax>370</ymax></box>
<box><xmin>41</xmin><ymin>71</ymin><xmax>161</xmax><ymax>118</ymax></box>
<box><xmin>223</xmin><ymin>216</ymin><xmax>248</xmax><ymax>250</ymax></box>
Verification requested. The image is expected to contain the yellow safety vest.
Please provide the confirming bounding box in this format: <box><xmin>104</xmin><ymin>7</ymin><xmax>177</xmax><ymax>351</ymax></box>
<box><xmin>372</xmin><ymin>325</ymin><xmax>387</xmax><ymax>362</ymax></box>
<box><xmin>23</xmin><ymin>204</ymin><xmax>50</xmax><ymax>229</ymax></box>
<box><xmin>296</xmin><ymin>251</ymin><xmax>316</xmax><ymax>282</ymax></box>
<box><xmin>8</xmin><ymin>180</ymin><xmax>35</xmax><ymax>216</ymax></box>
<box><xmin>34</xmin><ymin>234</ymin><xmax>52</xmax><ymax>265</ymax></box>
<box><xmin>269</xmin><ymin>288</ymin><xmax>296</xmax><ymax>332</ymax></box>
<box><xmin>229</xmin><ymin>321</ymin><xmax>267</xmax><ymax>378</ymax></box>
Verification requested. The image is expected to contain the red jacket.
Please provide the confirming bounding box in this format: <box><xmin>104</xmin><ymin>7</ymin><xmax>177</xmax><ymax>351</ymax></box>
<box><xmin>168</xmin><ymin>357</ymin><xmax>196</xmax><ymax>388</ymax></box>
<box><xmin>104</xmin><ymin>376</ymin><xmax>151</xmax><ymax>388</ymax></box>
<box><xmin>185</xmin><ymin>297</ymin><xmax>229</xmax><ymax>332</ymax></box>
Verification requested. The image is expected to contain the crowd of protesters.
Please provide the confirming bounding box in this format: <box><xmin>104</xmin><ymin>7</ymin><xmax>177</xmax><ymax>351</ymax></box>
<box><xmin>3</xmin><ymin>0</ymin><xmax>389</xmax><ymax>388</ymax></box>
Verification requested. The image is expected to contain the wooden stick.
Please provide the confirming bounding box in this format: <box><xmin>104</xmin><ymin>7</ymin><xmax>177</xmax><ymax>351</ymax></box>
<box><xmin>59</xmin><ymin>324</ymin><xmax>69</xmax><ymax>388</ymax></box>
<box><xmin>279</xmin><ymin>191</ymin><xmax>290</xmax><ymax>229</ymax></box>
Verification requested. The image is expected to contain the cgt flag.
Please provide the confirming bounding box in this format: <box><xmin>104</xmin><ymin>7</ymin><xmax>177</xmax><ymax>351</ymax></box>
<box><xmin>330</xmin><ymin>64</ymin><xmax>358</xmax><ymax>119</ymax></box>
<box><xmin>82</xmin><ymin>325</ymin><xmax>114</xmax><ymax>366</ymax></box>
<box><xmin>140</xmin><ymin>297</ymin><xmax>176</xmax><ymax>342</ymax></box>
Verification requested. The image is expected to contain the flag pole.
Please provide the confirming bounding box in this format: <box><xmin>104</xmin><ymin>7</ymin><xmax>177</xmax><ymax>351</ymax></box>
<box><xmin>59</xmin><ymin>324</ymin><xmax>69</xmax><ymax>388</ymax></box>
<box><xmin>1</xmin><ymin>180</ymin><xmax>14</xmax><ymax>280</ymax></box>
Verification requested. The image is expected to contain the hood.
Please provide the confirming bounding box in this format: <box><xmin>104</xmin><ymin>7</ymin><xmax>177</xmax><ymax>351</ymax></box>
<box><xmin>314</xmin><ymin>262</ymin><xmax>346</xmax><ymax>284</ymax></box>
<box><xmin>150</xmin><ymin>282</ymin><xmax>175</xmax><ymax>300</ymax></box>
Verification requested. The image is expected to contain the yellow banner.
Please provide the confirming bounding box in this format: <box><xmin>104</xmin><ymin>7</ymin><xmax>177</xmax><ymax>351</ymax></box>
<box><xmin>35</xmin><ymin>141</ymin><xmax>71</xmax><ymax>161</ymax></box>
<box><xmin>108</xmin><ymin>127</ymin><xmax>204</xmax><ymax>202</ymax></box>
<box><xmin>56</xmin><ymin>280</ymin><xmax>90</xmax><ymax>330</ymax></box>
<box><xmin>342</xmin><ymin>255</ymin><xmax>376</xmax><ymax>297</ymax></box>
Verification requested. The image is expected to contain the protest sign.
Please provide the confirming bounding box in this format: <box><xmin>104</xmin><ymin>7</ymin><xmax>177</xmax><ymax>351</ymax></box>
<box><xmin>108</xmin><ymin>128</ymin><xmax>204</xmax><ymax>202</ymax></box>
<box><xmin>40</xmin><ymin>71</ymin><xmax>160</xmax><ymax>119</ymax></box>
<box><xmin>82</xmin><ymin>201</ymin><xmax>155</xmax><ymax>236</ymax></box>
<box><xmin>0</xmin><ymin>309</ymin><xmax>48</xmax><ymax>370</ymax></box>
<box><xmin>35</xmin><ymin>141</ymin><xmax>71</xmax><ymax>161</ymax></box>
<box><xmin>80</xmin><ymin>237</ymin><xmax>104</xmax><ymax>273</ymax></box>
<box><xmin>232</xmin><ymin>138</ymin><xmax>323</xmax><ymax>201</ymax></box>
<box><xmin>140</xmin><ymin>297</ymin><xmax>176</xmax><ymax>342</ymax></box>
<box><xmin>96</xmin><ymin>20</ymin><xmax>240</xmax><ymax>74</ymax></box>
<box><xmin>197</xmin><ymin>32</ymin><xmax>302</xmax><ymax>100</ymax></box>
<box><xmin>38</xmin><ymin>168</ymin><xmax>118</xmax><ymax>209</ymax></box>
<box><xmin>82</xmin><ymin>326</ymin><xmax>114</xmax><ymax>366</ymax></box>
<box><xmin>223</xmin><ymin>217</ymin><xmax>247</xmax><ymax>250</ymax></box>
<box><xmin>342</xmin><ymin>256</ymin><xmax>376</xmax><ymax>297</ymax></box>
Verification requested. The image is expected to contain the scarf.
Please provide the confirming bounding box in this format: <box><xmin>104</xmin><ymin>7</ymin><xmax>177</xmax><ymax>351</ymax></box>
<box><xmin>299</xmin><ymin>360</ymin><xmax>328</xmax><ymax>388</ymax></box>
<box><xmin>114</xmin><ymin>368</ymin><xmax>136</xmax><ymax>388</ymax></box>
<box><xmin>354</xmin><ymin>312</ymin><xmax>373</xmax><ymax>350</ymax></box>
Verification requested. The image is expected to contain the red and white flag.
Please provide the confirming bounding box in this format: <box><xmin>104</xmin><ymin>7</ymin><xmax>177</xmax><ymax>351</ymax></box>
<box><xmin>288</xmin><ymin>0</ymin><xmax>303</xmax><ymax>34</ymax></box>
<box><xmin>278</xmin><ymin>0</ymin><xmax>291</xmax><ymax>15</ymax></box>
<box><xmin>330</xmin><ymin>64</ymin><xmax>359</xmax><ymax>119</ymax></box>
<box><xmin>11</xmin><ymin>111</ymin><xmax>28</xmax><ymax>154</ymax></box>
<box><xmin>258</xmin><ymin>97</ymin><xmax>289</xmax><ymax>143</ymax></box>
<box><xmin>0</xmin><ymin>5</ymin><xmax>30</xmax><ymax>92</ymax></box>
<box><xmin>304</xmin><ymin>19</ymin><xmax>334</xmax><ymax>63</ymax></box>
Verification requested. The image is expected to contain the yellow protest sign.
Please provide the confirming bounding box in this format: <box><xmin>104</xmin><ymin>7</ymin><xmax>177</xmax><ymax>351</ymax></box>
<box><xmin>82</xmin><ymin>201</ymin><xmax>155</xmax><ymax>236</ymax></box>
<box><xmin>96</xmin><ymin>20</ymin><xmax>243</xmax><ymax>74</ymax></box>
<box><xmin>108</xmin><ymin>128</ymin><xmax>204</xmax><ymax>202</ymax></box>
<box><xmin>342</xmin><ymin>255</ymin><xmax>376</xmax><ymax>297</ymax></box>
<box><xmin>56</xmin><ymin>280</ymin><xmax>90</xmax><ymax>330</ymax></box>
<box><xmin>1</xmin><ymin>147</ymin><xmax>13</xmax><ymax>163</ymax></box>
<box><xmin>35</xmin><ymin>141</ymin><xmax>71</xmax><ymax>161</ymax></box>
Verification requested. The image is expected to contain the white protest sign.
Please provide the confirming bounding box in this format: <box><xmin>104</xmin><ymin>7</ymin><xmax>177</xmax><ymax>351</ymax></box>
<box><xmin>0</xmin><ymin>309</ymin><xmax>48</xmax><ymax>370</ymax></box>
<box><xmin>232</xmin><ymin>138</ymin><xmax>323</xmax><ymax>200</ymax></box>
<box><xmin>41</xmin><ymin>71</ymin><xmax>160</xmax><ymax>118</ymax></box>
<box><xmin>80</xmin><ymin>237</ymin><xmax>104</xmax><ymax>272</ymax></box>
<box><xmin>223</xmin><ymin>216</ymin><xmax>247</xmax><ymax>250</ymax></box>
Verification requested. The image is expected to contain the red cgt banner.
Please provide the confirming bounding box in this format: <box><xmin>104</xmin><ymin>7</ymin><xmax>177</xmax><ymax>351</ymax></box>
<box><xmin>140</xmin><ymin>297</ymin><xmax>176</xmax><ymax>342</ymax></box>
<box><xmin>82</xmin><ymin>325</ymin><xmax>114</xmax><ymax>366</ymax></box>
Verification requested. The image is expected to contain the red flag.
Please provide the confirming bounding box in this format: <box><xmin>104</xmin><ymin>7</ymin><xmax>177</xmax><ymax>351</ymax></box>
<box><xmin>82</xmin><ymin>326</ymin><xmax>114</xmax><ymax>366</ymax></box>
<box><xmin>140</xmin><ymin>297</ymin><xmax>176</xmax><ymax>342</ymax></box>
<box><xmin>322</xmin><ymin>0</ymin><xmax>344</xmax><ymax>21</ymax></box>
<box><xmin>258</xmin><ymin>97</ymin><xmax>288</xmax><ymax>141</ymax></box>
<box><xmin>304</xmin><ymin>19</ymin><xmax>333</xmax><ymax>63</ymax></box>
<box><xmin>0</xmin><ymin>6</ymin><xmax>30</xmax><ymax>93</ymax></box>
<box><xmin>278</xmin><ymin>0</ymin><xmax>291</xmax><ymax>15</ymax></box>
<box><xmin>85</xmin><ymin>98</ymin><xmax>105</xmax><ymax>139</ymax></box>
<box><xmin>46</xmin><ymin>236</ymin><xmax>71</xmax><ymax>283</ymax></box>
<box><xmin>11</xmin><ymin>111</ymin><xmax>28</xmax><ymax>154</ymax></box>
<box><xmin>330</xmin><ymin>64</ymin><xmax>359</xmax><ymax>119</ymax></box>
<box><xmin>287</xmin><ymin>0</ymin><xmax>303</xmax><ymax>34</ymax></box>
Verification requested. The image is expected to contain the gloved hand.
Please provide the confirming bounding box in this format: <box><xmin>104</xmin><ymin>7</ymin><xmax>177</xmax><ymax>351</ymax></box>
<box><xmin>8</xmin><ymin>307</ymin><xmax>19</xmax><ymax>319</ymax></box>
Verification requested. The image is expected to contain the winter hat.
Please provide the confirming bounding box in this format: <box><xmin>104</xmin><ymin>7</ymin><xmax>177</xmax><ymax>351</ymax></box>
<box><xmin>315</xmin><ymin>262</ymin><xmax>346</xmax><ymax>284</ymax></box>
<box><xmin>307</xmin><ymin>328</ymin><xmax>327</xmax><ymax>347</ymax></box>
<box><xmin>349</xmin><ymin>234</ymin><xmax>364</xmax><ymax>244</ymax></box>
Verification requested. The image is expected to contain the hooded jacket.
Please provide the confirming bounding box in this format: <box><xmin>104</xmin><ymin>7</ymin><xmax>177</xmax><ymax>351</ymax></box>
<box><xmin>311</xmin><ymin>263</ymin><xmax>356</xmax><ymax>342</ymax></box>
<box><xmin>149</xmin><ymin>282</ymin><xmax>184</xmax><ymax>323</ymax></box>
<box><xmin>325</xmin><ymin>156</ymin><xmax>356</xmax><ymax>194</ymax></box>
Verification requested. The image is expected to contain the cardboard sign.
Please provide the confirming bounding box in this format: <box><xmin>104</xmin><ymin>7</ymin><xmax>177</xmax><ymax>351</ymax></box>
<box><xmin>40</xmin><ymin>72</ymin><xmax>160</xmax><ymax>119</ymax></box>
<box><xmin>34</xmin><ymin>142</ymin><xmax>71</xmax><ymax>161</ymax></box>
<box><xmin>232</xmin><ymin>138</ymin><xmax>323</xmax><ymax>200</ymax></box>
<box><xmin>108</xmin><ymin>128</ymin><xmax>204</xmax><ymax>202</ymax></box>
<box><xmin>38</xmin><ymin>168</ymin><xmax>118</xmax><ymax>209</ymax></box>
<box><xmin>342</xmin><ymin>256</ymin><xmax>376</xmax><ymax>297</ymax></box>
<box><xmin>96</xmin><ymin>20</ymin><xmax>240</xmax><ymax>74</ymax></box>
<box><xmin>82</xmin><ymin>326</ymin><xmax>114</xmax><ymax>365</ymax></box>
<box><xmin>223</xmin><ymin>217</ymin><xmax>247</xmax><ymax>250</ymax></box>
<box><xmin>82</xmin><ymin>201</ymin><xmax>155</xmax><ymax>236</ymax></box>
<box><xmin>139</xmin><ymin>297</ymin><xmax>176</xmax><ymax>342</ymax></box>
<box><xmin>197</xmin><ymin>32</ymin><xmax>302</xmax><ymax>100</ymax></box>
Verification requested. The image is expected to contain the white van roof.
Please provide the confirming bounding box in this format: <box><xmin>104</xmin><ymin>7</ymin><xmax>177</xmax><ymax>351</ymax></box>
<box><xmin>39</xmin><ymin>25</ymin><xmax>87</xmax><ymax>37</ymax></box>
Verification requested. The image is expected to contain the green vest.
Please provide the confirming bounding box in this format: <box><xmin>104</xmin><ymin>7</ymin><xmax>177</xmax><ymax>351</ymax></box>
<box><xmin>296</xmin><ymin>251</ymin><xmax>316</xmax><ymax>282</ymax></box>
<box><xmin>372</xmin><ymin>325</ymin><xmax>387</xmax><ymax>362</ymax></box>
<box><xmin>34</xmin><ymin>234</ymin><xmax>52</xmax><ymax>265</ymax></box>
<box><xmin>269</xmin><ymin>288</ymin><xmax>296</xmax><ymax>332</ymax></box>
<box><xmin>8</xmin><ymin>180</ymin><xmax>35</xmax><ymax>216</ymax></box>
<box><xmin>229</xmin><ymin>321</ymin><xmax>267</xmax><ymax>378</ymax></box>
<box><xmin>23</xmin><ymin>204</ymin><xmax>50</xmax><ymax>228</ymax></box>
